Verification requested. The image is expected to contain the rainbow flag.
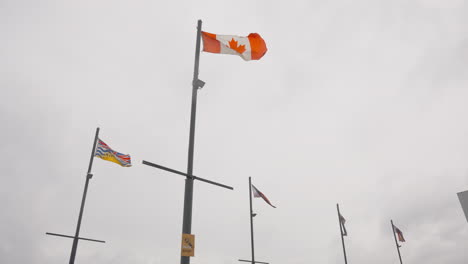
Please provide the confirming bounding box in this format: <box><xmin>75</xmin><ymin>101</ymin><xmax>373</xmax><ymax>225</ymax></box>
<box><xmin>94</xmin><ymin>139</ymin><xmax>131</xmax><ymax>167</ymax></box>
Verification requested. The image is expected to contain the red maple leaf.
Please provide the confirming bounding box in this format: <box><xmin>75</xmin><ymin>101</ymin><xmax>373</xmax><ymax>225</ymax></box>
<box><xmin>228</xmin><ymin>38</ymin><xmax>246</xmax><ymax>54</ymax></box>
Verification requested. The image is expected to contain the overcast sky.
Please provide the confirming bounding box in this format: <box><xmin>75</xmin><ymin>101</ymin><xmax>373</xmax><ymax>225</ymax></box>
<box><xmin>2</xmin><ymin>0</ymin><xmax>468</xmax><ymax>263</ymax></box>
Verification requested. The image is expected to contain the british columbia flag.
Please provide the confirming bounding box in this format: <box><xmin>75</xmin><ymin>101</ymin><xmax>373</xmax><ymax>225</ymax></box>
<box><xmin>94</xmin><ymin>139</ymin><xmax>131</xmax><ymax>167</ymax></box>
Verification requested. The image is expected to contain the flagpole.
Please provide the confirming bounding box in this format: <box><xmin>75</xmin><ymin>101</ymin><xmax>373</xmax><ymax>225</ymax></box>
<box><xmin>69</xmin><ymin>127</ymin><xmax>100</xmax><ymax>264</ymax></box>
<box><xmin>336</xmin><ymin>204</ymin><xmax>348</xmax><ymax>264</ymax></box>
<box><xmin>181</xmin><ymin>19</ymin><xmax>203</xmax><ymax>264</ymax></box>
<box><xmin>249</xmin><ymin>177</ymin><xmax>256</xmax><ymax>264</ymax></box>
<box><xmin>391</xmin><ymin>220</ymin><xmax>403</xmax><ymax>264</ymax></box>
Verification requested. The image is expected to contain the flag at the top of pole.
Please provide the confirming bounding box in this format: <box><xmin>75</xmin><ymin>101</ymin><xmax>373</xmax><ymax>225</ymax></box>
<box><xmin>252</xmin><ymin>184</ymin><xmax>276</xmax><ymax>208</ymax></box>
<box><xmin>394</xmin><ymin>226</ymin><xmax>406</xmax><ymax>242</ymax></box>
<box><xmin>94</xmin><ymin>139</ymin><xmax>132</xmax><ymax>167</ymax></box>
<box><xmin>201</xmin><ymin>31</ymin><xmax>267</xmax><ymax>61</ymax></box>
<box><xmin>458</xmin><ymin>190</ymin><xmax>468</xmax><ymax>222</ymax></box>
<box><xmin>339</xmin><ymin>213</ymin><xmax>348</xmax><ymax>236</ymax></box>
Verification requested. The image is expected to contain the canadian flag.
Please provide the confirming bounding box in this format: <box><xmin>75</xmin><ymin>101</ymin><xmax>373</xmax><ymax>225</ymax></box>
<box><xmin>201</xmin><ymin>31</ymin><xmax>267</xmax><ymax>61</ymax></box>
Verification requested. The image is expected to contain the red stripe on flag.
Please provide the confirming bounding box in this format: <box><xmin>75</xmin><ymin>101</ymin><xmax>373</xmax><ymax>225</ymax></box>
<box><xmin>248</xmin><ymin>33</ymin><xmax>268</xmax><ymax>60</ymax></box>
<box><xmin>201</xmin><ymin>31</ymin><xmax>221</xmax><ymax>53</ymax></box>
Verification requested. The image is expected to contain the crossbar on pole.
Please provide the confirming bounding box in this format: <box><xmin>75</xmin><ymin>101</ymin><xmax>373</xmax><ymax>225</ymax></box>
<box><xmin>46</xmin><ymin>232</ymin><xmax>106</xmax><ymax>243</ymax></box>
<box><xmin>142</xmin><ymin>160</ymin><xmax>234</xmax><ymax>190</ymax></box>
<box><xmin>238</xmin><ymin>259</ymin><xmax>269</xmax><ymax>264</ymax></box>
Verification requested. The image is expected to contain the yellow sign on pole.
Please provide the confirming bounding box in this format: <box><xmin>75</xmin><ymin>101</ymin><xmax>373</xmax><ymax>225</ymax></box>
<box><xmin>181</xmin><ymin>233</ymin><xmax>195</xmax><ymax>257</ymax></box>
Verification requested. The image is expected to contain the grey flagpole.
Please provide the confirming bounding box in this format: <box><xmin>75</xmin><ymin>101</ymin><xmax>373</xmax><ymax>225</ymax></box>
<box><xmin>336</xmin><ymin>204</ymin><xmax>348</xmax><ymax>264</ymax></box>
<box><xmin>391</xmin><ymin>220</ymin><xmax>403</xmax><ymax>264</ymax></box>
<box><xmin>181</xmin><ymin>19</ymin><xmax>203</xmax><ymax>264</ymax></box>
<box><xmin>69</xmin><ymin>127</ymin><xmax>100</xmax><ymax>264</ymax></box>
<box><xmin>249</xmin><ymin>177</ymin><xmax>256</xmax><ymax>264</ymax></box>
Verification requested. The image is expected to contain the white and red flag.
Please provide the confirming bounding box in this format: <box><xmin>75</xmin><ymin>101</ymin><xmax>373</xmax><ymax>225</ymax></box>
<box><xmin>201</xmin><ymin>31</ymin><xmax>267</xmax><ymax>61</ymax></box>
<box><xmin>394</xmin><ymin>226</ymin><xmax>406</xmax><ymax>242</ymax></box>
<box><xmin>252</xmin><ymin>185</ymin><xmax>276</xmax><ymax>208</ymax></box>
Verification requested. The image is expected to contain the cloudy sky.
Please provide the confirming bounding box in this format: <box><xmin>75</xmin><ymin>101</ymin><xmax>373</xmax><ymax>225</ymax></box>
<box><xmin>2</xmin><ymin>0</ymin><xmax>468</xmax><ymax>263</ymax></box>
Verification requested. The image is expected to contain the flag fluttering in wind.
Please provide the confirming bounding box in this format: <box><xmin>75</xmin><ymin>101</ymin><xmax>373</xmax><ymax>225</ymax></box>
<box><xmin>94</xmin><ymin>139</ymin><xmax>132</xmax><ymax>167</ymax></box>
<box><xmin>201</xmin><ymin>31</ymin><xmax>267</xmax><ymax>61</ymax></box>
<box><xmin>339</xmin><ymin>213</ymin><xmax>348</xmax><ymax>236</ymax></box>
<box><xmin>458</xmin><ymin>190</ymin><xmax>468</xmax><ymax>222</ymax></box>
<box><xmin>252</xmin><ymin>185</ymin><xmax>276</xmax><ymax>208</ymax></box>
<box><xmin>394</xmin><ymin>226</ymin><xmax>406</xmax><ymax>242</ymax></box>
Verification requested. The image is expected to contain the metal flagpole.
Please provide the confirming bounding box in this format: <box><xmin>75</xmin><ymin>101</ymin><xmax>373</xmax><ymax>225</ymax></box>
<box><xmin>181</xmin><ymin>19</ymin><xmax>204</xmax><ymax>264</ymax></box>
<box><xmin>69</xmin><ymin>127</ymin><xmax>100</xmax><ymax>264</ymax></box>
<box><xmin>336</xmin><ymin>204</ymin><xmax>348</xmax><ymax>264</ymax></box>
<box><xmin>391</xmin><ymin>220</ymin><xmax>403</xmax><ymax>264</ymax></box>
<box><xmin>249</xmin><ymin>177</ymin><xmax>255</xmax><ymax>264</ymax></box>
